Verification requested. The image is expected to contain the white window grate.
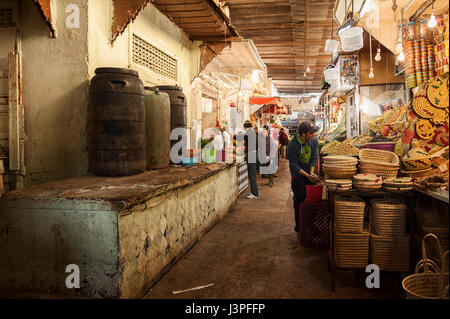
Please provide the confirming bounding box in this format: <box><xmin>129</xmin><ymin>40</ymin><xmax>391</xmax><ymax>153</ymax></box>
<box><xmin>132</xmin><ymin>34</ymin><xmax>177</xmax><ymax>81</ymax></box>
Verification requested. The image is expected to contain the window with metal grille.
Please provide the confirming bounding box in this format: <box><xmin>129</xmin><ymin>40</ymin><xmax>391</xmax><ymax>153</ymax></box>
<box><xmin>132</xmin><ymin>34</ymin><xmax>177</xmax><ymax>81</ymax></box>
<box><xmin>0</xmin><ymin>8</ymin><xmax>14</xmax><ymax>27</ymax></box>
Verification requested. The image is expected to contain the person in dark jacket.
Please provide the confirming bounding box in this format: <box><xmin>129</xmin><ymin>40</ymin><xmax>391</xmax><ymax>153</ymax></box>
<box><xmin>287</xmin><ymin>121</ymin><xmax>320</xmax><ymax>233</ymax></box>
<box><xmin>243</xmin><ymin>120</ymin><xmax>258</xmax><ymax>199</ymax></box>
<box><xmin>278</xmin><ymin>127</ymin><xmax>289</xmax><ymax>159</ymax></box>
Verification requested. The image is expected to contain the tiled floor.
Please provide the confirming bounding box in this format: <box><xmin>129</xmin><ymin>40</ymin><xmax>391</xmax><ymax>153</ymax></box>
<box><xmin>144</xmin><ymin>159</ymin><xmax>404</xmax><ymax>299</ymax></box>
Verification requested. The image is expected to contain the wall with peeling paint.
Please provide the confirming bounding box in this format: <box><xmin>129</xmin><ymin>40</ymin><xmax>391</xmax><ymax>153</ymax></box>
<box><xmin>0</xmin><ymin>164</ymin><xmax>237</xmax><ymax>298</ymax></box>
<box><xmin>21</xmin><ymin>0</ymin><xmax>90</xmax><ymax>186</ymax></box>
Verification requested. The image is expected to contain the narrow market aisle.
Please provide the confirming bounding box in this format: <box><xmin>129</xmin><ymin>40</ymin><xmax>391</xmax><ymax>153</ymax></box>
<box><xmin>144</xmin><ymin>159</ymin><xmax>402</xmax><ymax>299</ymax></box>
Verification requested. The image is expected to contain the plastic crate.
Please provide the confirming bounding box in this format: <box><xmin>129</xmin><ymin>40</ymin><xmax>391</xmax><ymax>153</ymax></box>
<box><xmin>298</xmin><ymin>200</ymin><xmax>330</xmax><ymax>249</ymax></box>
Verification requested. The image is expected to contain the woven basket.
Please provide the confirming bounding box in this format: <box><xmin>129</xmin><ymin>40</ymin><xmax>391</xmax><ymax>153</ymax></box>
<box><xmin>354</xmin><ymin>184</ymin><xmax>382</xmax><ymax>192</ymax></box>
<box><xmin>373</xmin><ymin>199</ymin><xmax>407</xmax><ymax>236</ymax></box>
<box><xmin>323</xmin><ymin>167</ymin><xmax>357</xmax><ymax>179</ymax></box>
<box><xmin>359</xmin><ymin>166</ymin><xmax>399</xmax><ymax>178</ymax></box>
<box><xmin>334</xmin><ymin>195</ymin><xmax>366</xmax><ymax>233</ymax></box>
<box><xmin>370</xmin><ymin>233</ymin><xmax>410</xmax><ymax>272</ymax></box>
<box><xmin>402</xmin><ymin>234</ymin><xmax>449</xmax><ymax>299</ymax></box>
<box><xmin>359</xmin><ymin>148</ymin><xmax>400</xmax><ymax>167</ymax></box>
<box><xmin>335</xmin><ymin>229</ymin><xmax>370</xmax><ymax>268</ymax></box>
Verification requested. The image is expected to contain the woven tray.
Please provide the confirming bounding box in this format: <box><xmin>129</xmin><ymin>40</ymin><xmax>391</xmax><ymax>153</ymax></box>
<box><xmin>335</xmin><ymin>230</ymin><xmax>370</xmax><ymax>268</ymax></box>
<box><xmin>416</xmin><ymin>119</ymin><xmax>436</xmax><ymax>140</ymax></box>
<box><xmin>413</xmin><ymin>85</ymin><xmax>438</xmax><ymax>118</ymax></box>
<box><xmin>427</xmin><ymin>76</ymin><xmax>449</xmax><ymax>108</ymax></box>
<box><xmin>323</xmin><ymin>168</ymin><xmax>357</xmax><ymax>179</ymax></box>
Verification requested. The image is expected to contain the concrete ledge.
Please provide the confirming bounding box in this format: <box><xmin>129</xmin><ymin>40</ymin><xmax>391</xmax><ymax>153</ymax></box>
<box><xmin>0</xmin><ymin>164</ymin><xmax>238</xmax><ymax>298</ymax></box>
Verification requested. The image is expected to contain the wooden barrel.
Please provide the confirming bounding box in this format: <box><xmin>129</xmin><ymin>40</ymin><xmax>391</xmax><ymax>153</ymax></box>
<box><xmin>144</xmin><ymin>87</ymin><xmax>171</xmax><ymax>169</ymax></box>
<box><xmin>89</xmin><ymin>67</ymin><xmax>146</xmax><ymax>176</ymax></box>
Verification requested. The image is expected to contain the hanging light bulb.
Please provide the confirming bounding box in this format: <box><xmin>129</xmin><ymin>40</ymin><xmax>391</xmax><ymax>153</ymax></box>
<box><xmin>397</xmin><ymin>51</ymin><xmax>405</xmax><ymax>62</ymax></box>
<box><xmin>306</xmin><ymin>65</ymin><xmax>311</xmax><ymax>73</ymax></box>
<box><xmin>368</xmin><ymin>67</ymin><xmax>374</xmax><ymax>79</ymax></box>
<box><xmin>428</xmin><ymin>1</ymin><xmax>436</xmax><ymax>28</ymax></box>
<box><xmin>375</xmin><ymin>47</ymin><xmax>382</xmax><ymax>62</ymax></box>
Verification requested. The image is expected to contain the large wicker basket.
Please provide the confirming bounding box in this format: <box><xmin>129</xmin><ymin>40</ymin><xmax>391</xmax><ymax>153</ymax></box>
<box><xmin>359</xmin><ymin>148</ymin><xmax>400</xmax><ymax>167</ymax></box>
<box><xmin>335</xmin><ymin>229</ymin><xmax>370</xmax><ymax>268</ymax></box>
<box><xmin>372</xmin><ymin>199</ymin><xmax>407</xmax><ymax>236</ymax></box>
<box><xmin>334</xmin><ymin>195</ymin><xmax>366</xmax><ymax>233</ymax></box>
<box><xmin>359</xmin><ymin>165</ymin><xmax>399</xmax><ymax>178</ymax></box>
<box><xmin>402</xmin><ymin>234</ymin><xmax>449</xmax><ymax>299</ymax></box>
<box><xmin>370</xmin><ymin>233</ymin><xmax>410</xmax><ymax>272</ymax></box>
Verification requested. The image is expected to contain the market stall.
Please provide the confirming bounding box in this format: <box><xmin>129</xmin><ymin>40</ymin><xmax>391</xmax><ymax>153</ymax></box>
<box><xmin>305</xmin><ymin>0</ymin><xmax>450</xmax><ymax>298</ymax></box>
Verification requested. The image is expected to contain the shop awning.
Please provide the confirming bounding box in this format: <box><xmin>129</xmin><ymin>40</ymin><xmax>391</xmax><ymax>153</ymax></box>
<box><xmin>250</xmin><ymin>97</ymin><xmax>286</xmax><ymax>114</ymax></box>
<box><xmin>33</xmin><ymin>0</ymin><xmax>55</xmax><ymax>38</ymax></box>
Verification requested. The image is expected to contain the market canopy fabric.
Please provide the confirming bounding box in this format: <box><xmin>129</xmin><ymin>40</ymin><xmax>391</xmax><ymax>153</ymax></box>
<box><xmin>250</xmin><ymin>97</ymin><xmax>286</xmax><ymax>114</ymax></box>
<box><xmin>33</xmin><ymin>0</ymin><xmax>55</xmax><ymax>38</ymax></box>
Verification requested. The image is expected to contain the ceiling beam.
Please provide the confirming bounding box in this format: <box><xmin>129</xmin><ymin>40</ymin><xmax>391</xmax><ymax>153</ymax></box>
<box><xmin>267</xmin><ymin>65</ymin><xmax>326</xmax><ymax>70</ymax></box>
<box><xmin>252</xmin><ymin>40</ymin><xmax>323</xmax><ymax>45</ymax></box>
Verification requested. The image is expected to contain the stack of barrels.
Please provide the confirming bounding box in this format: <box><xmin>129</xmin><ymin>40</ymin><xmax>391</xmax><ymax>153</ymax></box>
<box><xmin>88</xmin><ymin>68</ymin><xmax>187</xmax><ymax>176</ymax></box>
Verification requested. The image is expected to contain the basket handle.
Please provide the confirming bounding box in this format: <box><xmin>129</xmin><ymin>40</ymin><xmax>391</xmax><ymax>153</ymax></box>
<box><xmin>414</xmin><ymin>258</ymin><xmax>440</xmax><ymax>274</ymax></box>
<box><xmin>421</xmin><ymin>233</ymin><xmax>443</xmax><ymax>273</ymax></box>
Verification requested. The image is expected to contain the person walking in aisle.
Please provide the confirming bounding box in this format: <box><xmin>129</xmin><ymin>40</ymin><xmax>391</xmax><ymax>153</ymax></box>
<box><xmin>243</xmin><ymin>120</ymin><xmax>259</xmax><ymax>199</ymax></box>
<box><xmin>278</xmin><ymin>127</ymin><xmax>289</xmax><ymax>159</ymax></box>
<box><xmin>260</xmin><ymin>124</ymin><xmax>278</xmax><ymax>187</ymax></box>
<box><xmin>287</xmin><ymin>121</ymin><xmax>320</xmax><ymax>233</ymax></box>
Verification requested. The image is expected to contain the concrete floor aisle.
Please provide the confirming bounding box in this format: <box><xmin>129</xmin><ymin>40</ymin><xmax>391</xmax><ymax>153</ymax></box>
<box><xmin>144</xmin><ymin>159</ymin><xmax>403</xmax><ymax>299</ymax></box>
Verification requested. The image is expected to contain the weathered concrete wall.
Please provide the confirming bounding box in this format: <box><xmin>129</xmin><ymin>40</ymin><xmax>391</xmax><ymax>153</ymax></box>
<box><xmin>21</xmin><ymin>0</ymin><xmax>90</xmax><ymax>186</ymax></box>
<box><xmin>0</xmin><ymin>199</ymin><xmax>120</xmax><ymax>298</ymax></box>
<box><xmin>0</xmin><ymin>165</ymin><xmax>237</xmax><ymax>298</ymax></box>
<box><xmin>118</xmin><ymin>164</ymin><xmax>237</xmax><ymax>298</ymax></box>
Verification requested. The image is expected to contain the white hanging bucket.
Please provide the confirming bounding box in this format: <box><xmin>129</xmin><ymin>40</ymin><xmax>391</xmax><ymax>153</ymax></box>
<box><xmin>325</xmin><ymin>39</ymin><xmax>340</xmax><ymax>54</ymax></box>
<box><xmin>339</xmin><ymin>26</ymin><xmax>364</xmax><ymax>52</ymax></box>
<box><xmin>323</xmin><ymin>68</ymin><xmax>340</xmax><ymax>83</ymax></box>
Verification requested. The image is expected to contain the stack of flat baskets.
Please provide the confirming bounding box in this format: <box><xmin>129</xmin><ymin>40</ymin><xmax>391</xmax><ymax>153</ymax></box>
<box><xmin>359</xmin><ymin>148</ymin><xmax>400</xmax><ymax>178</ymax></box>
<box><xmin>402</xmin><ymin>234</ymin><xmax>449</xmax><ymax>299</ymax></box>
<box><xmin>370</xmin><ymin>198</ymin><xmax>410</xmax><ymax>272</ymax></box>
<box><xmin>334</xmin><ymin>195</ymin><xmax>369</xmax><ymax>268</ymax></box>
<box><xmin>322</xmin><ymin>156</ymin><xmax>358</xmax><ymax>179</ymax></box>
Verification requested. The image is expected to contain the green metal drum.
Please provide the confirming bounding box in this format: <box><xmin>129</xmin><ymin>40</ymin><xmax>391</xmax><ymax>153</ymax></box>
<box><xmin>144</xmin><ymin>87</ymin><xmax>171</xmax><ymax>169</ymax></box>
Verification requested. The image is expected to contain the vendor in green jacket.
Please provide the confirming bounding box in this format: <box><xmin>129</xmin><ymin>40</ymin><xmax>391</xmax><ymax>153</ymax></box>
<box><xmin>287</xmin><ymin>121</ymin><xmax>319</xmax><ymax>233</ymax></box>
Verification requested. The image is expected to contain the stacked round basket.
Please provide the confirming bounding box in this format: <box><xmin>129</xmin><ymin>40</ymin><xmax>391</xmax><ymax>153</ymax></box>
<box><xmin>353</xmin><ymin>173</ymin><xmax>383</xmax><ymax>192</ymax></box>
<box><xmin>325</xmin><ymin>179</ymin><xmax>353</xmax><ymax>192</ymax></box>
<box><xmin>322</xmin><ymin>156</ymin><xmax>358</xmax><ymax>179</ymax></box>
<box><xmin>370</xmin><ymin>198</ymin><xmax>410</xmax><ymax>272</ymax></box>
<box><xmin>383</xmin><ymin>177</ymin><xmax>414</xmax><ymax>193</ymax></box>
<box><xmin>359</xmin><ymin>148</ymin><xmax>400</xmax><ymax>178</ymax></box>
<box><xmin>334</xmin><ymin>195</ymin><xmax>369</xmax><ymax>268</ymax></box>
